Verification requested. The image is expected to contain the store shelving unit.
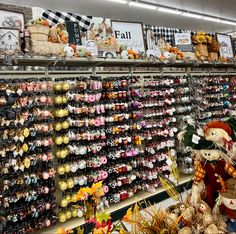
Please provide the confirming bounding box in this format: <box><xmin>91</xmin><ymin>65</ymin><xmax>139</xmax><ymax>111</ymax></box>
<box><xmin>1</xmin><ymin>56</ymin><xmax>236</xmax><ymax>68</ymax></box>
<box><xmin>40</xmin><ymin>174</ymin><xmax>192</xmax><ymax>234</ymax></box>
<box><xmin>1</xmin><ymin>56</ymin><xmax>234</xmax><ymax>234</ymax></box>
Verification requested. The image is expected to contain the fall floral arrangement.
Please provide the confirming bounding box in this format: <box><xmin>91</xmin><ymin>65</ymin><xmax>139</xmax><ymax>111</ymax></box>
<box><xmin>57</xmin><ymin>181</ymin><xmax>128</xmax><ymax>234</ymax></box>
<box><xmin>191</xmin><ymin>31</ymin><xmax>212</xmax><ymax>45</ymax></box>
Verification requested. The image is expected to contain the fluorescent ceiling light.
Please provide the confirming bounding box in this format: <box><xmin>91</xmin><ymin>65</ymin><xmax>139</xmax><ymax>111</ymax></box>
<box><xmin>107</xmin><ymin>0</ymin><xmax>127</xmax><ymax>4</ymax></box>
<box><xmin>129</xmin><ymin>1</ymin><xmax>157</xmax><ymax>10</ymax></box>
<box><xmin>157</xmin><ymin>7</ymin><xmax>182</xmax><ymax>15</ymax></box>
<box><xmin>203</xmin><ymin>16</ymin><xmax>221</xmax><ymax>23</ymax></box>
<box><xmin>182</xmin><ymin>12</ymin><xmax>202</xmax><ymax>19</ymax></box>
<box><xmin>221</xmin><ymin>20</ymin><xmax>236</xmax><ymax>25</ymax></box>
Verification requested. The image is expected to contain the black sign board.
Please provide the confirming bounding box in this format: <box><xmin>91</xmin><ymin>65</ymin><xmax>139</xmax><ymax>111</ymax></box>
<box><xmin>65</xmin><ymin>21</ymin><xmax>81</xmax><ymax>45</ymax></box>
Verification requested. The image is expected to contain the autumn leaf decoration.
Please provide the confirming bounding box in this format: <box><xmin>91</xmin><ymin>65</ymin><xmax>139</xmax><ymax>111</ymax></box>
<box><xmin>168</xmin><ymin>150</ymin><xmax>180</xmax><ymax>182</ymax></box>
<box><xmin>159</xmin><ymin>175</ymin><xmax>180</xmax><ymax>201</ymax></box>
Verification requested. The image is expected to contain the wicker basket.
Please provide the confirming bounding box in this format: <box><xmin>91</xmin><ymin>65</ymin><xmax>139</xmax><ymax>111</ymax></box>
<box><xmin>27</xmin><ymin>24</ymin><xmax>49</xmax><ymax>41</ymax></box>
<box><xmin>30</xmin><ymin>40</ymin><xmax>65</xmax><ymax>56</ymax></box>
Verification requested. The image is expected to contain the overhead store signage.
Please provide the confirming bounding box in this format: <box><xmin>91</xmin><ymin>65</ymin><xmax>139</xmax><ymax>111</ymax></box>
<box><xmin>111</xmin><ymin>20</ymin><xmax>145</xmax><ymax>52</ymax></box>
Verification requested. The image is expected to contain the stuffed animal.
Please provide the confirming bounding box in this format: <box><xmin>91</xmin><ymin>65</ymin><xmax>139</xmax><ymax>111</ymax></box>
<box><xmin>121</xmin><ymin>50</ymin><xmax>129</xmax><ymax>59</ymax></box>
<box><xmin>179</xmin><ymin>122</ymin><xmax>236</xmax><ymax>208</ymax></box>
<box><xmin>64</xmin><ymin>45</ymin><xmax>74</xmax><ymax>58</ymax></box>
<box><xmin>203</xmin><ymin>120</ymin><xmax>236</xmax><ymax>161</ymax></box>
<box><xmin>213</xmin><ymin>178</ymin><xmax>236</xmax><ymax>233</ymax></box>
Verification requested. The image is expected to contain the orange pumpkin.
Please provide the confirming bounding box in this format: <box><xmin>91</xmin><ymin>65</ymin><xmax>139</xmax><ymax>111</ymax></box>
<box><xmin>169</xmin><ymin>47</ymin><xmax>176</xmax><ymax>53</ymax></box>
<box><xmin>51</xmin><ymin>37</ymin><xmax>58</xmax><ymax>43</ymax></box>
<box><xmin>58</xmin><ymin>31</ymin><xmax>63</xmax><ymax>37</ymax></box>
<box><xmin>43</xmin><ymin>20</ymin><xmax>49</xmax><ymax>27</ymax></box>
<box><xmin>135</xmin><ymin>54</ymin><xmax>140</xmax><ymax>59</ymax></box>
<box><xmin>128</xmin><ymin>49</ymin><xmax>133</xmax><ymax>54</ymax></box>
<box><xmin>70</xmin><ymin>44</ymin><xmax>77</xmax><ymax>52</ymax></box>
<box><xmin>60</xmin><ymin>35</ymin><xmax>68</xmax><ymax>44</ymax></box>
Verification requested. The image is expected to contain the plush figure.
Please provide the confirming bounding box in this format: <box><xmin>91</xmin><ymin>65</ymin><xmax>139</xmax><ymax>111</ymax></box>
<box><xmin>204</xmin><ymin>121</ymin><xmax>232</xmax><ymax>147</ymax></box>
<box><xmin>64</xmin><ymin>45</ymin><xmax>74</xmax><ymax>58</ymax></box>
<box><xmin>213</xmin><ymin>178</ymin><xmax>236</xmax><ymax>233</ymax></box>
<box><xmin>76</xmin><ymin>46</ymin><xmax>87</xmax><ymax>57</ymax></box>
<box><xmin>204</xmin><ymin>120</ymin><xmax>236</xmax><ymax>161</ymax></box>
<box><xmin>121</xmin><ymin>50</ymin><xmax>129</xmax><ymax>59</ymax></box>
<box><xmin>195</xmin><ymin>200</ymin><xmax>224</xmax><ymax>233</ymax></box>
<box><xmin>179</xmin><ymin>122</ymin><xmax>236</xmax><ymax>208</ymax></box>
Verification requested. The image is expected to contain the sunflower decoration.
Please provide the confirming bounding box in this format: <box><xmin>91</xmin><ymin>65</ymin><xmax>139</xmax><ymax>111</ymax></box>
<box><xmin>192</xmin><ymin>31</ymin><xmax>212</xmax><ymax>45</ymax></box>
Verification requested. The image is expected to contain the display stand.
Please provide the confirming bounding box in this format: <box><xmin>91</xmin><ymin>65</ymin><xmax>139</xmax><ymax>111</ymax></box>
<box><xmin>1</xmin><ymin>57</ymin><xmax>236</xmax><ymax>234</ymax></box>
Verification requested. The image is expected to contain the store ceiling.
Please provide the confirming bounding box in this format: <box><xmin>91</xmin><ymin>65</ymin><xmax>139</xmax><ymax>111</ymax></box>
<box><xmin>1</xmin><ymin>0</ymin><xmax>236</xmax><ymax>33</ymax></box>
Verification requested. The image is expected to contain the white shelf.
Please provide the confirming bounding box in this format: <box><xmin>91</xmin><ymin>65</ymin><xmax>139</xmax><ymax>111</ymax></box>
<box><xmin>1</xmin><ymin>56</ymin><xmax>236</xmax><ymax>68</ymax></box>
<box><xmin>40</xmin><ymin>174</ymin><xmax>192</xmax><ymax>234</ymax></box>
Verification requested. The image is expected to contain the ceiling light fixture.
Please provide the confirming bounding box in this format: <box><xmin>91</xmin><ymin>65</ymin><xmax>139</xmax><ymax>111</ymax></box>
<box><xmin>157</xmin><ymin>7</ymin><xmax>182</xmax><ymax>15</ymax></box>
<box><xmin>107</xmin><ymin>0</ymin><xmax>128</xmax><ymax>4</ymax></box>
<box><xmin>129</xmin><ymin>1</ymin><xmax>157</xmax><ymax>10</ymax></box>
<box><xmin>221</xmin><ymin>20</ymin><xmax>236</xmax><ymax>25</ymax></box>
<box><xmin>182</xmin><ymin>12</ymin><xmax>202</xmax><ymax>19</ymax></box>
<box><xmin>106</xmin><ymin>0</ymin><xmax>236</xmax><ymax>25</ymax></box>
<box><xmin>203</xmin><ymin>16</ymin><xmax>221</xmax><ymax>23</ymax></box>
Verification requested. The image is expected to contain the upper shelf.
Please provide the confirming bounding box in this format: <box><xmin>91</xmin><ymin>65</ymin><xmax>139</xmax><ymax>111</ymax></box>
<box><xmin>1</xmin><ymin>56</ymin><xmax>236</xmax><ymax>68</ymax></box>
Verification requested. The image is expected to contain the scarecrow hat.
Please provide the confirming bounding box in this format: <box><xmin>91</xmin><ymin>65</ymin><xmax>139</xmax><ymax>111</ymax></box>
<box><xmin>203</xmin><ymin>121</ymin><xmax>232</xmax><ymax>136</ymax></box>
<box><xmin>220</xmin><ymin>178</ymin><xmax>236</xmax><ymax>199</ymax></box>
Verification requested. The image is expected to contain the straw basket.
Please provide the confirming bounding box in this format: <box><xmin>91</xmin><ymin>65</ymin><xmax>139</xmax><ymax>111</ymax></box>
<box><xmin>49</xmin><ymin>23</ymin><xmax>66</xmax><ymax>43</ymax></box>
<box><xmin>30</xmin><ymin>40</ymin><xmax>65</xmax><ymax>56</ymax></box>
<box><xmin>27</xmin><ymin>24</ymin><xmax>49</xmax><ymax>41</ymax></box>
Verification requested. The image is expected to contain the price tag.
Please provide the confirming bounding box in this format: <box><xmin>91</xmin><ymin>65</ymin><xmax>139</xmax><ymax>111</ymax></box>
<box><xmin>192</xmin><ymin>134</ymin><xmax>200</xmax><ymax>144</ymax></box>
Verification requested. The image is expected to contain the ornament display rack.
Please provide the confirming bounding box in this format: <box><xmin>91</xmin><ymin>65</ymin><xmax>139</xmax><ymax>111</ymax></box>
<box><xmin>41</xmin><ymin>175</ymin><xmax>192</xmax><ymax>234</ymax></box>
<box><xmin>1</xmin><ymin>57</ymin><xmax>236</xmax><ymax>234</ymax></box>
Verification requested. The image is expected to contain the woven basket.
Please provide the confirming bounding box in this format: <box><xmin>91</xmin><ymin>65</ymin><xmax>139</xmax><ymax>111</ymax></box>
<box><xmin>27</xmin><ymin>24</ymin><xmax>49</xmax><ymax>41</ymax></box>
<box><xmin>49</xmin><ymin>23</ymin><xmax>66</xmax><ymax>43</ymax></box>
<box><xmin>195</xmin><ymin>44</ymin><xmax>208</xmax><ymax>57</ymax></box>
<box><xmin>30</xmin><ymin>40</ymin><xmax>65</xmax><ymax>56</ymax></box>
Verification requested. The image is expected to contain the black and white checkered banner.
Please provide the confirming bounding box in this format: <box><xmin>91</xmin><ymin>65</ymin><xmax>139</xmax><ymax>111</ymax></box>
<box><xmin>144</xmin><ymin>24</ymin><xmax>191</xmax><ymax>45</ymax></box>
<box><xmin>42</xmin><ymin>10</ymin><xmax>92</xmax><ymax>31</ymax></box>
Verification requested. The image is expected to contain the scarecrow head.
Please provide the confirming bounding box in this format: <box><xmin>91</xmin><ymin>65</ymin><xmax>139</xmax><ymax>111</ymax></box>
<box><xmin>204</xmin><ymin>121</ymin><xmax>232</xmax><ymax>143</ymax></box>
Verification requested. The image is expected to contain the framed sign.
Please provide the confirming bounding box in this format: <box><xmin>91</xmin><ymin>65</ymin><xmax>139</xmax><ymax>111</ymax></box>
<box><xmin>232</xmin><ymin>38</ymin><xmax>236</xmax><ymax>55</ymax></box>
<box><xmin>216</xmin><ymin>33</ymin><xmax>234</xmax><ymax>58</ymax></box>
<box><xmin>85</xmin><ymin>40</ymin><xmax>98</xmax><ymax>56</ymax></box>
<box><xmin>0</xmin><ymin>9</ymin><xmax>25</xmax><ymax>32</ymax></box>
<box><xmin>65</xmin><ymin>21</ymin><xmax>81</xmax><ymax>45</ymax></box>
<box><xmin>0</xmin><ymin>27</ymin><xmax>20</xmax><ymax>52</ymax></box>
<box><xmin>111</xmin><ymin>20</ymin><xmax>145</xmax><ymax>52</ymax></box>
<box><xmin>174</xmin><ymin>32</ymin><xmax>193</xmax><ymax>52</ymax></box>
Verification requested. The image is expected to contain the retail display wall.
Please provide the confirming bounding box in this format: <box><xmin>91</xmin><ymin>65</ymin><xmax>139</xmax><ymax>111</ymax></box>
<box><xmin>0</xmin><ymin>62</ymin><xmax>236</xmax><ymax>233</ymax></box>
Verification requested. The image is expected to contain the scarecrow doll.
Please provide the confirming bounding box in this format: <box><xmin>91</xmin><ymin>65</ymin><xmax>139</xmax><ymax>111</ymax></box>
<box><xmin>179</xmin><ymin>121</ymin><xmax>236</xmax><ymax>208</ymax></box>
